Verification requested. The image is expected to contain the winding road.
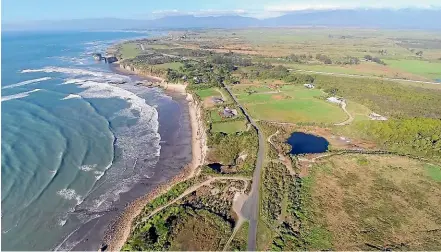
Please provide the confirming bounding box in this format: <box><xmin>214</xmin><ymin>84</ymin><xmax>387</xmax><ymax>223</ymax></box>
<box><xmin>224</xmin><ymin>84</ymin><xmax>265</xmax><ymax>251</ymax></box>
<box><xmin>334</xmin><ymin>102</ymin><xmax>354</xmax><ymax>126</ymax></box>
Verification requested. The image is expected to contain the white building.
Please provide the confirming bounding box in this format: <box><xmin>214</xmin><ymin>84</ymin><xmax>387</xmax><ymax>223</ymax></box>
<box><xmin>369</xmin><ymin>112</ymin><xmax>388</xmax><ymax>121</ymax></box>
<box><xmin>327</xmin><ymin>97</ymin><xmax>345</xmax><ymax>105</ymax></box>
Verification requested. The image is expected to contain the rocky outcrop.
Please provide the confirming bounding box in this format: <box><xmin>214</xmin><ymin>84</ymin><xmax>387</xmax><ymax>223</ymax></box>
<box><xmin>93</xmin><ymin>53</ymin><xmax>103</xmax><ymax>61</ymax></box>
<box><xmin>105</xmin><ymin>56</ymin><xmax>118</xmax><ymax>64</ymax></box>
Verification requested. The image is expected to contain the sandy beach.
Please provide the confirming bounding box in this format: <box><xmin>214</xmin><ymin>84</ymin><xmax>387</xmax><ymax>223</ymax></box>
<box><xmin>101</xmin><ymin>72</ymin><xmax>207</xmax><ymax>251</ymax></box>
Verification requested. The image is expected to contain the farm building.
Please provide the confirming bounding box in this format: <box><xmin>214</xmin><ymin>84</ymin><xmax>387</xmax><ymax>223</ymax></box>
<box><xmin>327</xmin><ymin>96</ymin><xmax>345</xmax><ymax>105</ymax></box>
<box><xmin>222</xmin><ymin>107</ymin><xmax>238</xmax><ymax>118</ymax></box>
<box><xmin>369</xmin><ymin>112</ymin><xmax>388</xmax><ymax>121</ymax></box>
<box><xmin>211</xmin><ymin>97</ymin><xmax>224</xmax><ymax>104</ymax></box>
<box><xmin>304</xmin><ymin>83</ymin><xmax>315</xmax><ymax>89</ymax></box>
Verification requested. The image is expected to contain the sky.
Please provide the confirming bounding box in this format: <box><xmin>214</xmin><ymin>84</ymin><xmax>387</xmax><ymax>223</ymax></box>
<box><xmin>2</xmin><ymin>0</ymin><xmax>441</xmax><ymax>23</ymax></box>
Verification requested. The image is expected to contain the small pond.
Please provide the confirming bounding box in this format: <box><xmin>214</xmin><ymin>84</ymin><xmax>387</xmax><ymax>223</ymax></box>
<box><xmin>207</xmin><ymin>163</ymin><xmax>222</xmax><ymax>172</ymax></box>
<box><xmin>287</xmin><ymin>132</ymin><xmax>329</xmax><ymax>155</ymax></box>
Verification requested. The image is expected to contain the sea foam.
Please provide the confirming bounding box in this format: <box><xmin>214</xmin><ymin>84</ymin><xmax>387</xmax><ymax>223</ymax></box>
<box><xmin>57</xmin><ymin>189</ymin><xmax>83</xmax><ymax>205</ymax></box>
<box><xmin>79</xmin><ymin>164</ymin><xmax>97</xmax><ymax>172</ymax></box>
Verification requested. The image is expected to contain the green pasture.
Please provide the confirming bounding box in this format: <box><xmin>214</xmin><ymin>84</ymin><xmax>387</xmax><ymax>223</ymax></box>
<box><xmin>120</xmin><ymin>42</ymin><xmax>142</xmax><ymax>59</ymax></box>
<box><xmin>384</xmin><ymin>59</ymin><xmax>441</xmax><ymax>80</ymax></box>
<box><xmin>154</xmin><ymin>62</ymin><xmax>183</xmax><ymax>70</ymax></box>
<box><xmin>211</xmin><ymin>120</ymin><xmax>247</xmax><ymax>134</ymax></box>
<box><xmin>244</xmin><ymin>98</ymin><xmax>346</xmax><ymax>124</ymax></box>
<box><xmin>195</xmin><ymin>88</ymin><xmax>220</xmax><ymax>100</ymax></box>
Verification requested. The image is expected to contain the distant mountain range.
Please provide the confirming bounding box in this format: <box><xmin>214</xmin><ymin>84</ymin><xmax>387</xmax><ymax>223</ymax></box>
<box><xmin>3</xmin><ymin>8</ymin><xmax>441</xmax><ymax>31</ymax></box>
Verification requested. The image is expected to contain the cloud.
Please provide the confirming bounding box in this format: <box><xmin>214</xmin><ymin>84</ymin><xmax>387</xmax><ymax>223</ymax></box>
<box><xmin>148</xmin><ymin>1</ymin><xmax>441</xmax><ymax>20</ymax></box>
<box><xmin>150</xmin><ymin>9</ymin><xmax>249</xmax><ymax>18</ymax></box>
<box><xmin>264</xmin><ymin>0</ymin><xmax>441</xmax><ymax>14</ymax></box>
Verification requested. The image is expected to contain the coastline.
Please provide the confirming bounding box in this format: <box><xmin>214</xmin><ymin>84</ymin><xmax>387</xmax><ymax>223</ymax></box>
<box><xmin>102</xmin><ymin>65</ymin><xmax>207</xmax><ymax>251</ymax></box>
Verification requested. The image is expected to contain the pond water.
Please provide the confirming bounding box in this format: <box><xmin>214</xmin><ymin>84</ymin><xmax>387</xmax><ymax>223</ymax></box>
<box><xmin>287</xmin><ymin>132</ymin><xmax>329</xmax><ymax>155</ymax></box>
<box><xmin>207</xmin><ymin>163</ymin><xmax>222</xmax><ymax>172</ymax></box>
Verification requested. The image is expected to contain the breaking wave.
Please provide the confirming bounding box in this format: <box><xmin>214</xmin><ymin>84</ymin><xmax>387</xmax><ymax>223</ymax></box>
<box><xmin>22</xmin><ymin>67</ymin><xmax>128</xmax><ymax>82</ymax></box>
<box><xmin>2</xmin><ymin>77</ymin><xmax>52</xmax><ymax>89</ymax></box>
<box><xmin>61</xmin><ymin>94</ymin><xmax>82</xmax><ymax>100</ymax></box>
<box><xmin>1</xmin><ymin>89</ymin><xmax>41</xmax><ymax>102</ymax></box>
<box><xmin>22</xmin><ymin>67</ymin><xmax>161</xmax><ymax>209</ymax></box>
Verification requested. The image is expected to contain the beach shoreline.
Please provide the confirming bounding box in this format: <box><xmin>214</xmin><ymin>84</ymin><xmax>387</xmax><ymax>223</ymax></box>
<box><xmin>101</xmin><ymin>64</ymin><xmax>207</xmax><ymax>251</ymax></box>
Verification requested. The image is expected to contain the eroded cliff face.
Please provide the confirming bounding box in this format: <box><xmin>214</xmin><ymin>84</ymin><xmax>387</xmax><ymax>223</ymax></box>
<box><xmin>120</xmin><ymin>63</ymin><xmax>136</xmax><ymax>72</ymax></box>
<box><xmin>119</xmin><ymin>62</ymin><xmax>168</xmax><ymax>80</ymax></box>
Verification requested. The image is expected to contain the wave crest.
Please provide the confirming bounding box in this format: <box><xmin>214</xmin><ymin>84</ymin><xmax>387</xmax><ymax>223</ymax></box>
<box><xmin>1</xmin><ymin>89</ymin><xmax>41</xmax><ymax>102</ymax></box>
<box><xmin>2</xmin><ymin>77</ymin><xmax>52</xmax><ymax>89</ymax></box>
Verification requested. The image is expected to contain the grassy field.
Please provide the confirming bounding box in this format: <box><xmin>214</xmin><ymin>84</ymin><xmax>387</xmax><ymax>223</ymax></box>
<box><xmin>195</xmin><ymin>88</ymin><xmax>221</xmax><ymax>100</ymax></box>
<box><xmin>154</xmin><ymin>62</ymin><xmax>183</xmax><ymax>70</ymax></box>
<box><xmin>284</xmin><ymin>62</ymin><xmax>433</xmax><ymax>81</ymax></box>
<box><xmin>301</xmin><ymin>154</ymin><xmax>441</xmax><ymax>250</ymax></box>
<box><xmin>120</xmin><ymin>42</ymin><xmax>142</xmax><ymax>59</ymax></box>
<box><xmin>232</xmin><ymin>85</ymin><xmax>346</xmax><ymax>124</ymax></box>
<box><xmin>425</xmin><ymin>164</ymin><xmax>441</xmax><ymax>181</ymax></box>
<box><xmin>245</xmin><ymin>99</ymin><xmax>345</xmax><ymax>124</ymax></box>
<box><xmin>211</xmin><ymin>120</ymin><xmax>247</xmax><ymax>134</ymax></box>
<box><xmin>384</xmin><ymin>59</ymin><xmax>441</xmax><ymax>80</ymax></box>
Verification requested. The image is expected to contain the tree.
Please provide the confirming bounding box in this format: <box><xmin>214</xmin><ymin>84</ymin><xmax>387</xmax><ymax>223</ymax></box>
<box><xmin>324</xmin><ymin>58</ymin><xmax>332</xmax><ymax>64</ymax></box>
<box><xmin>364</xmin><ymin>55</ymin><xmax>373</xmax><ymax>61</ymax></box>
<box><xmin>372</xmin><ymin>57</ymin><xmax>386</xmax><ymax>65</ymax></box>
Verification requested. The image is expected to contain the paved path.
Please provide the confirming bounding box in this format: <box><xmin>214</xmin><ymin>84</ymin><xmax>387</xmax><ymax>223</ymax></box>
<box><xmin>224</xmin><ymin>84</ymin><xmax>265</xmax><ymax>251</ymax></box>
<box><xmin>290</xmin><ymin>69</ymin><xmax>440</xmax><ymax>85</ymax></box>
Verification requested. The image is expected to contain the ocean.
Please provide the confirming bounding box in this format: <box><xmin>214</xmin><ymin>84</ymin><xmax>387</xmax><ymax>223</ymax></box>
<box><xmin>1</xmin><ymin>31</ymin><xmax>192</xmax><ymax>250</ymax></box>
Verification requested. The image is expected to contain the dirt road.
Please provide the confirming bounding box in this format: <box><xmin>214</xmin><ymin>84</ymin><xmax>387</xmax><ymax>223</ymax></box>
<box><xmin>334</xmin><ymin>102</ymin><xmax>354</xmax><ymax>126</ymax></box>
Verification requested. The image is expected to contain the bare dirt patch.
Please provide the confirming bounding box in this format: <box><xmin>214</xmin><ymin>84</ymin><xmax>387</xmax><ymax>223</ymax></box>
<box><xmin>271</xmin><ymin>94</ymin><xmax>285</xmax><ymax>100</ymax></box>
<box><xmin>203</xmin><ymin>96</ymin><xmax>217</xmax><ymax>108</ymax></box>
